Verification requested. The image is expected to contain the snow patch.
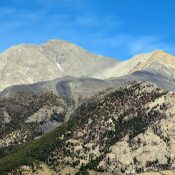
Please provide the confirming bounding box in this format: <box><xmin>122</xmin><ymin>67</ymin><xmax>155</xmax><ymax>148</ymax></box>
<box><xmin>56</xmin><ymin>62</ymin><xmax>64</xmax><ymax>72</ymax></box>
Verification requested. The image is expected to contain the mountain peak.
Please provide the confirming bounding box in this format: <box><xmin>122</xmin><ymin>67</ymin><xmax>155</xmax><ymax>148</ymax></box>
<box><xmin>149</xmin><ymin>49</ymin><xmax>175</xmax><ymax>65</ymax></box>
<box><xmin>45</xmin><ymin>39</ymin><xmax>80</xmax><ymax>49</ymax></box>
<box><xmin>152</xmin><ymin>49</ymin><xmax>165</xmax><ymax>54</ymax></box>
<box><xmin>128</xmin><ymin>50</ymin><xmax>175</xmax><ymax>75</ymax></box>
<box><xmin>94</xmin><ymin>49</ymin><xmax>175</xmax><ymax>79</ymax></box>
<box><xmin>46</xmin><ymin>39</ymin><xmax>71</xmax><ymax>45</ymax></box>
<box><xmin>151</xmin><ymin>50</ymin><xmax>168</xmax><ymax>58</ymax></box>
<box><xmin>0</xmin><ymin>40</ymin><xmax>116</xmax><ymax>91</ymax></box>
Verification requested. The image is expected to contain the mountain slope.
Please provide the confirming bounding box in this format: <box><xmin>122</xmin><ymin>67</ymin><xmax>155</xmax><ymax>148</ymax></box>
<box><xmin>1</xmin><ymin>82</ymin><xmax>175</xmax><ymax>175</ymax></box>
<box><xmin>0</xmin><ymin>91</ymin><xmax>71</xmax><ymax>158</ymax></box>
<box><xmin>0</xmin><ymin>40</ymin><xmax>117</xmax><ymax>91</ymax></box>
<box><xmin>1</xmin><ymin>40</ymin><xmax>175</xmax><ymax>175</ymax></box>
<box><xmin>0</xmin><ymin>76</ymin><xmax>132</xmax><ymax>157</ymax></box>
<box><xmin>94</xmin><ymin>50</ymin><xmax>175</xmax><ymax>79</ymax></box>
<box><xmin>0</xmin><ymin>76</ymin><xmax>131</xmax><ymax>105</ymax></box>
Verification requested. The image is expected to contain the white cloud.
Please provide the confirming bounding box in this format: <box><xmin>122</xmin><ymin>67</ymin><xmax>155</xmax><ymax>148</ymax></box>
<box><xmin>85</xmin><ymin>33</ymin><xmax>175</xmax><ymax>59</ymax></box>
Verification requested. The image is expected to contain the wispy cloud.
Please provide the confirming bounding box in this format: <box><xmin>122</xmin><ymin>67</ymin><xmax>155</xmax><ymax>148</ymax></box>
<box><xmin>127</xmin><ymin>35</ymin><xmax>175</xmax><ymax>56</ymax></box>
<box><xmin>87</xmin><ymin>33</ymin><xmax>175</xmax><ymax>59</ymax></box>
<box><xmin>75</xmin><ymin>14</ymin><xmax>119</xmax><ymax>30</ymax></box>
<box><xmin>0</xmin><ymin>0</ymin><xmax>120</xmax><ymax>42</ymax></box>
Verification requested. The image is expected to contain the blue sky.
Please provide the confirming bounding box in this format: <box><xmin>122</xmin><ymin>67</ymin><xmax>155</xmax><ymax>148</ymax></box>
<box><xmin>0</xmin><ymin>0</ymin><xmax>175</xmax><ymax>60</ymax></box>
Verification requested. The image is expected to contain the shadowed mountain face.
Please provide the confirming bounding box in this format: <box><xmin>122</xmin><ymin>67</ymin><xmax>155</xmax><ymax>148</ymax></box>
<box><xmin>0</xmin><ymin>76</ymin><xmax>132</xmax><ymax>103</ymax></box>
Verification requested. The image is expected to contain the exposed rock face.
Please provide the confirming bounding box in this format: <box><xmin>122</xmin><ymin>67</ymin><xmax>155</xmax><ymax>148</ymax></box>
<box><xmin>0</xmin><ymin>40</ymin><xmax>117</xmax><ymax>91</ymax></box>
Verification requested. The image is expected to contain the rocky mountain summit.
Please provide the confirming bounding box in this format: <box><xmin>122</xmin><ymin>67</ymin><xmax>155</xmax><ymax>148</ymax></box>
<box><xmin>0</xmin><ymin>40</ymin><xmax>117</xmax><ymax>91</ymax></box>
